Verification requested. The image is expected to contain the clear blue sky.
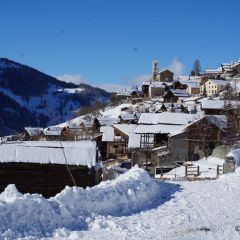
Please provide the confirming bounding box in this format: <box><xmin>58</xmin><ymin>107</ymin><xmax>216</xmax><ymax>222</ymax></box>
<box><xmin>0</xmin><ymin>0</ymin><xmax>239</xmax><ymax>91</ymax></box>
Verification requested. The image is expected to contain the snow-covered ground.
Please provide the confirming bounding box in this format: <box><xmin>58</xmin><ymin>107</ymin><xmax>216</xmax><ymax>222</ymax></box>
<box><xmin>0</xmin><ymin>166</ymin><xmax>240</xmax><ymax>239</ymax></box>
<box><xmin>161</xmin><ymin>157</ymin><xmax>225</xmax><ymax>179</ymax></box>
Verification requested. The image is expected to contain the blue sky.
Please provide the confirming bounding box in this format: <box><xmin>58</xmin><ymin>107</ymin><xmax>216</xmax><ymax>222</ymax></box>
<box><xmin>0</xmin><ymin>0</ymin><xmax>240</xmax><ymax>91</ymax></box>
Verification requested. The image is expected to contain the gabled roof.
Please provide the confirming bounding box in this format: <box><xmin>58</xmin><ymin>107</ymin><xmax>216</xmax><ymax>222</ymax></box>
<box><xmin>134</xmin><ymin>124</ymin><xmax>182</xmax><ymax>134</ymax></box>
<box><xmin>43</xmin><ymin>127</ymin><xmax>63</xmax><ymax>136</ymax></box>
<box><xmin>208</xmin><ymin>79</ymin><xmax>228</xmax><ymax>86</ymax></box>
<box><xmin>158</xmin><ymin>69</ymin><xmax>174</xmax><ymax>74</ymax></box>
<box><xmin>97</xmin><ymin>117</ymin><xmax>119</xmax><ymax>126</ymax></box>
<box><xmin>169</xmin><ymin>89</ymin><xmax>190</xmax><ymax>97</ymax></box>
<box><xmin>113</xmin><ymin>124</ymin><xmax>137</xmax><ymax>137</ymax></box>
<box><xmin>24</xmin><ymin>127</ymin><xmax>43</xmax><ymax>136</ymax></box>
<box><xmin>169</xmin><ymin>115</ymin><xmax>228</xmax><ymax>137</ymax></box>
<box><xmin>149</xmin><ymin>82</ymin><xmax>166</xmax><ymax>88</ymax></box>
<box><xmin>119</xmin><ymin>113</ymin><xmax>137</xmax><ymax>121</ymax></box>
<box><xmin>138</xmin><ymin>112</ymin><xmax>200</xmax><ymax>125</ymax></box>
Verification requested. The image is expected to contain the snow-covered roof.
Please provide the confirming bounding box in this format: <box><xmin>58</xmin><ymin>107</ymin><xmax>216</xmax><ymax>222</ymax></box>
<box><xmin>100</xmin><ymin>126</ymin><xmax>115</xmax><ymax>142</ymax></box>
<box><xmin>97</xmin><ymin>117</ymin><xmax>119</xmax><ymax>126</ymax></box>
<box><xmin>0</xmin><ymin>141</ymin><xmax>96</xmax><ymax>167</ymax></box>
<box><xmin>206</xmin><ymin>68</ymin><xmax>222</xmax><ymax>74</ymax></box>
<box><xmin>128</xmin><ymin>133</ymin><xmax>141</xmax><ymax>149</ymax></box>
<box><xmin>208</xmin><ymin>79</ymin><xmax>228</xmax><ymax>86</ymax></box>
<box><xmin>186</xmin><ymin>82</ymin><xmax>200</xmax><ymax>88</ymax></box>
<box><xmin>113</xmin><ymin>124</ymin><xmax>137</xmax><ymax>136</ymax></box>
<box><xmin>119</xmin><ymin>113</ymin><xmax>136</xmax><ymax>121</ymax></box>
<box><xmin>149</xmin><ymin>82</ymin><xmax>165</xmax><ymax>88</ymax></box>
<box><xmin>170</xmin><ymin>89</ymin><xmax>189</xmax><ymax>97</ymax></box>
<box><xmin>43</xmin><ymin>127</ymin><xmax>63</xmax><ymax>136</ymax></box>
<box><xmin>138</xmin><ymin>112</ymin><xmax>200</xmax><ymax>125</ymax></box>
<box><xmin>134</xmin><ymin>124</ymin><xmax>183</xmax><ymax>134</ymax></box>
<box><xmin>207</xmin><ymin>115</ymin><xmax>228</xmax><ymax>130</ymax></box>
<box><xmin>200</xmin><ymin>99</ymin><xmax>240</xmax><ymax>109</ymax></box>
<box><xmin>24</xmin><ymin>127</ymin><xmax>44</xmax><ymax>136</ymax></box>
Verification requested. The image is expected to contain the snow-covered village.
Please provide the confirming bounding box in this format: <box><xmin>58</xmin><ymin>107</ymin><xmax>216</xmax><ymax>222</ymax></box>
<box><xmin>1</xmin><ymin>1</ymin><xmax>240</xmax><ymax>239</ymax></box>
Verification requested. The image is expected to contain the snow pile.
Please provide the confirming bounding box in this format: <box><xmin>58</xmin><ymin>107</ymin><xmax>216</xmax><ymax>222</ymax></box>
<box><xmin>0</xmin><ymin>167</ymin><xmax>161</xmax><ymax>238</ymax></box>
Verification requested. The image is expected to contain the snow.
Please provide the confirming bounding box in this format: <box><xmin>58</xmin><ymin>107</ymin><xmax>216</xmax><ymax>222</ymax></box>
<box><xmin>208</xmin><ymin>79</ymin><xmax>228</xmax><ymax>86</ymax></box>
<box><xmin>134</xmin><ymin>124</ymin><xmax>183</xmax><ymax>134</ymax></box>
<box><xmin>161</xmin><ymin>156</ymin><xmax>225</xmax><ymax>179</ymax></box>
<box><xmin>43</xmin><ymin>126</ymin><xmax>62</xmax><ymax>136</ymax></box>
<box><xmin>0</xmin><ymin>165</ymin><xmax>239</xmax><ymax>239</ymax></box>
<box><xmin>138</xmin><ymin>112</ymin><xmax>200</xmax><ymax>125</ymax></box>
<box><xmin>0</xmin><ymin>141</ymin><xmax>96</xmax><ymax>167</ymax></box>
<box><xmin>102</xmin><ymin>104</ymin><xmax>132</xmax><ymax>118</ymax></box>
<box><xmin>24</xmin><ymin>127</ymin><xmax>44</xmax><ymax>136</ymax></box>
<box><xmin>100</xmin><ymin>126</ymin><xmax>115</xmax><ymax>142</ymax></box>
<box><xmin>57</xmin><ymin>88</ymin><xmax>85</xmax><ymax>94</ymax></box>
<box><xmin>113</xmin><ymin>124</ymin><xmax>137</xmax><ymax>136</ymax></box>
<box><xmin>0</xmin><ymin>166</ymin><xmax>161</xmax><ymax>238</ymax></box>
<box><xmin>170</xmin><ymin>89</ymin><xmax>189</xmax><ymax>97</ymax></box>
<box><xmin>128</xmin><ymin>133</ymin><xmax>141</xmax><ymax>148</ymax></box>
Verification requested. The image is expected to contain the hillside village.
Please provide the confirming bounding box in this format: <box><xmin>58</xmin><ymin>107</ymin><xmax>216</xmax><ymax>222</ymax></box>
<box><xmin>1</xmin><ymin>58</ymin><xmax>240</xmax><ymax>191</ymax></box>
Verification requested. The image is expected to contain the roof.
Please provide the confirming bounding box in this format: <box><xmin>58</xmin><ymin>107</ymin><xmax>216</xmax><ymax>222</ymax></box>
<box><xmin>128</xmin><ymin>133</ymin><xmax>141</xmax><ymax>149</ymax></box>
<box><xmin>186</xmin><ymin>82</ymin><xmax>200</xmax><ymax>88</ymax></box>
<box><xmin>158</xmin><ymin>69</ymin><xmax>173</xmax><ymax>74</ymax></box>
<box><xmin>138</xmin><ymin>112</ymin><xmax>200</xmax><ymax>125</ymax></box>
<box><xmin>113</xmin><ymin>124</ymin><xmax>137</xmax><ymax>136</ymax></box>
<box><xmin>43</xmin><ymin>127</ymin><xmax>63</xmax><ymax>136</ymax></box>
<box><xmin>0</xmin><ymin>141</ymin><xmax>96</xmax><ymax>167</ymax></box>
<box><xmin>24</xmin><ymin>127</ymin><xmax>43</xmax><ymax>136</ymax></box>
<box><xmin>100</xmin><ymin>126</ymin><xmax>115</xmax><ymax>142</ymax></box>
<box><xmin>169</xmin><ymin>89</ymin><xmax>189</xmax><ymax>97</ymax></box>
<box><xmin>149</xmin><ymin>82</ymin><xmax>165</xmax><ymax>88</ymax></box>
<box><xmin>169</xmin><ymin>115</ymin><xmax>228</xmax><ymax>137</ymax></box>
<box><xmin>207</xmin><ymin>115</ymin><xmax>228</xmax><ymax>130</ymax></box>
<box><xmin>97</xmin><ymin>117</ymin><xmax>119</xmax><ymax>126</ymax></box>
<box><xmin>134</xmin><ymin>124</ymin><xmax>183</xmax><ymax>134</ymax></box>
<box><xmin>119</xmin><ymin>113</ymin><xmax>137</xmax><ymax>121</ymax></box>
<box><xmin>208</xmin><ymin>79</ymin><xmax>228</xmax><ymax>86</ymax></box>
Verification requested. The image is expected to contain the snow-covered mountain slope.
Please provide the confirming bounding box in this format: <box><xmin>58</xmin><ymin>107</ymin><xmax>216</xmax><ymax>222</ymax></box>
<box><xmin>0</xmin><ymin>58</ymin><xmax>111</xmax><ymax>136</ymax></box>
<box><xmin>0</xmin><ymin>166</ymin><xmax>240</xmax><ymax>239</ymax></box>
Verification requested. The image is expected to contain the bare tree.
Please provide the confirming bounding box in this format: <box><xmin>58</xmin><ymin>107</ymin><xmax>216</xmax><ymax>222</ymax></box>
<box><xmin>191</xmin><ymin>59</ymin><xmax>201</xmax><ymax>76</ymax></box>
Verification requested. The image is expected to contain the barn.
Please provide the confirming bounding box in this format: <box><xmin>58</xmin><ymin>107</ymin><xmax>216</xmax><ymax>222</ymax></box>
<box><xmin>0</xmin><ymin>141</ymin><xmax>101</xmax><ymax>197</ymax></box>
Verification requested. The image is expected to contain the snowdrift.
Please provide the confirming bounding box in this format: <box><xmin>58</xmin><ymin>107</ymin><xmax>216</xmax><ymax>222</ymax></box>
<box><xmin>0</xmin><ymin>166</ymin><xmax>161</xmax><ymax>238</ymax></box>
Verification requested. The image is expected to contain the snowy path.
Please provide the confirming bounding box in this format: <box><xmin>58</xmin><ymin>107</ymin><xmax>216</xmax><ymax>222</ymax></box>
<box><xmin>49</xmin><ymin>171</ymin><xmax>240</xmax><ymax>240</ymax></box>
<box><xmin>0</xmin><ymin>167</ymin><xmax>240</xmax><ymax>239</ymax></box>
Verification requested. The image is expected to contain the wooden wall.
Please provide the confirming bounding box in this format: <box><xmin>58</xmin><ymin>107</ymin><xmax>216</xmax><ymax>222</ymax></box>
<box><xmin>0</xmin><ymin>163</ymin><xmax>97</xmax><ymax>198</ymax></box>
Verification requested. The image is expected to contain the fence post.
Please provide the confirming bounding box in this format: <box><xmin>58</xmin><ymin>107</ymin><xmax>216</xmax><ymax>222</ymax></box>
<box><xmin>197</xmin><ymin>166</ymin><xmax>200</xmax><ymax>176</ymax></box>
<box><xmin>185</xmin><ymin>165</ymin><xmax>187</xmax><ymax>177</ymax></box>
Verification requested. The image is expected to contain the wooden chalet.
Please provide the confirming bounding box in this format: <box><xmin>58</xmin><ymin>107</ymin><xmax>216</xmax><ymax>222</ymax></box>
<box><xmin>0</xmin><ymin>141</ymin><xmax>100</xmax><ymax>198</ymax></box>
<box><xmin>23</xmin><ymin>127</ymin><xmax>44</xmax><ymax>141</ymax></box>
<box><xmin>118</xmin><ymin>113</ymin><xmax>139</xmax><ymax>124</ymax></box>
<box><xmin>100</xmin><ymin>124</ymin><xmax>137</xmax><ymax>160</ymax></box>
<box><xmin>135</xmin><ymin>112</ymin><xmax>200</xmax><ymax>149</ymax></box>
<box><xmin>163</xmin><ymin>89</ymin><xmax>189</xmax><ymax>102</ymax></box>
